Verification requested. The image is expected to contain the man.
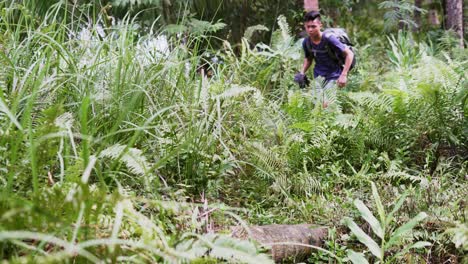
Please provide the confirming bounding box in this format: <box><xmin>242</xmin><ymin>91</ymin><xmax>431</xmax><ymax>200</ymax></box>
<box><xmin>295</xmin><ymin>11</ymin><xmax>354</xmax><ymax>106</ymax></box>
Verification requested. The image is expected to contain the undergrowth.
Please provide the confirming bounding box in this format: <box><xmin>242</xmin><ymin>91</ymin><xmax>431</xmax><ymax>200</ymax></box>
<box><xmin>0</xmin><ymin>1</ymin><xmax>466</xmax><ymax>263</ymax></box>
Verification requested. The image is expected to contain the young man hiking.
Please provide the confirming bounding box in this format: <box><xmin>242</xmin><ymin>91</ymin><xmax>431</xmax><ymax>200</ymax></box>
<box><xmin>295</xmin><ymin>11</ymin><xmax>354</xmax><ymax>107</ymax></box>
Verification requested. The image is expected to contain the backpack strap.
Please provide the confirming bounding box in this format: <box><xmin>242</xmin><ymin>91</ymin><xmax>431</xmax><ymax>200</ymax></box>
<box><xmin>304</xmin><ymin>34</ymin><xmax>355</xmax><ymax>70</ymax></box>
<box><xmin>304</xmin><ymin>38</ymin><xmax>315</xmax><ymax>61</ymax></box>
<box><xmin>304</xmin><ymin>37</ymin><xmax>329</xmax><ymax>60</ymax></box>
<box><xmin>322</xmin><ymin>34</ymin><xmax>342</xmax><ymax>66</ymax></box>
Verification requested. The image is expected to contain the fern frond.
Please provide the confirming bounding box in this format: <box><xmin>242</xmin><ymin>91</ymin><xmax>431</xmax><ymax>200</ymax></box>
<box><xmin>277</xmin><ymin>15</ymin><xmax>291</xmax><ymax>42</ymax></box>
<box><xmin>243</xmin><ymin>25</ymin><xmax>269</xmax><ymax>42</ymax></box>
<box><xmin>250</xmin><ymin>142</ymin><xmax>286</xmax><ymax>177</ymax></box>
<box><xmin>290</xmin><ymin>172</ymin><xmax>323</xmax><ymax>196</ymax></box>
<box><xmin>334</xmin><ymin>114</ymin><xmax>359</xmax><ymax>129</ymax></box>
<box><xmin>54</xmin><ymin>112</ymin><xmax>74</xmax><ymax>130</ymax></box>
<box><xmin>190</xmin><ymin>19</ymin><xmax>226</xmax><ymax>34</ymax></box>
<box><xmin>383</xmin><ymin>171</ymin><xmax>429</xmax><ymax>188</ymax></box>
<box><xmin>411</xmin><ymin>55</ymin><xmax>459</xmax><ymax>90</ymax></box>
<box><xmin>213</xmin><ymin>85</ymin><xmax>258</xmax><ymax>100</ymax></box>
<box><xmin>100</xmin><ymin>144</ymin><xmax>152</xmax><ymax>176</ymax></box>
<box><xmin>270</xmin><ymin>15</ymin><xmax>294</xmax><ymax>50</ymax></box>
<box><xmin>112</xmin><ymin>0</ymin><xmax>162</xmax><ymax>8</ymax></box>
<box><xmin>350</xmin><ymin>92</ymin><xmax>394</xmax><ymax>112</ymax></box>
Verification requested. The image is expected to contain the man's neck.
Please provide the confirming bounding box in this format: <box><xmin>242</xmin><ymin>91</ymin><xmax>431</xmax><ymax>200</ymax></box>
<box><xmin>311</xmin><ymin>31</ymin><xmax>322</xmax><ymax>43</ymax></box>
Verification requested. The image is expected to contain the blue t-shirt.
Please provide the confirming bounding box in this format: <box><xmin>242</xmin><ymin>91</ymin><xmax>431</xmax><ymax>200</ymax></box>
<box><xmin>302</xmin><ymin>34</ymin><xmax>346</xmax><ymax>80</ymax></box>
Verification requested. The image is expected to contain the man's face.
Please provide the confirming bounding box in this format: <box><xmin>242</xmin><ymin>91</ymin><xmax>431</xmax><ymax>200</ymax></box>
<box><xmin>304</xmin><ymin>19</ymin><xmax>322</xmax><ymax>38</ymax></box>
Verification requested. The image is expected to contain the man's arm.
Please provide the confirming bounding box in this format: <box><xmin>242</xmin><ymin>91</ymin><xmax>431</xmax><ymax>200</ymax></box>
<box><xmin>337</xmin><ymin>47</ymin><xmax>354</xmax><ymax>88</ymax></box>
<box><xmin>301</xmin><ymin>58</ymin><xmax>312</xmax><ymax>74</ymax></box>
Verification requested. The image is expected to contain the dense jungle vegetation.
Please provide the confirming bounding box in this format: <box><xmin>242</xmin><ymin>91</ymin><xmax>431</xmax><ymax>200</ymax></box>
<box><xmin>0</xmin><ymin>0</ymin><xmax>466</xmax><ymax>263</ymax></box>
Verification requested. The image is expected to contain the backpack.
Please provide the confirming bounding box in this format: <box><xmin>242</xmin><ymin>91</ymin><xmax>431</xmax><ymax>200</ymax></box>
<box><xmin>305</xmin><ymin>28</ymin><xmax>356</xmax><ymax>71</ymax></box>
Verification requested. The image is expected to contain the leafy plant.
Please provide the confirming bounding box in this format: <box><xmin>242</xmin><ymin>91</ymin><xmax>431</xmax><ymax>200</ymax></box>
<box><xmin>446</xmin><ymin>222</ymin><xmax>468</xmax><ymax>251</ymax></box>
<box><xmin>386</xmin><ymin>31</ymin><xmax>423</xmax><ymax>70</ymax></box>
<box><xmin>343</xmin><ymin>182</ymin><xmax>430</xmax><ymax>263</ymax></box>
<box><xmin>378</xmin><ymin>0</ymin><xmax>426</xmax><ymax>31</ymax></box>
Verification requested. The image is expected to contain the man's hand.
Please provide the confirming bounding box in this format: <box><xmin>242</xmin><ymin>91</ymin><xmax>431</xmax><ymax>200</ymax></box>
<box><xmin>294</xmin><ymin>73</ymin><xmax>310</xmax><ymax>88</ymax></box>
<box><xmin>337</xmin><ymin>74</ymin><xmax>347</xmax><ymax>88</ymax></box>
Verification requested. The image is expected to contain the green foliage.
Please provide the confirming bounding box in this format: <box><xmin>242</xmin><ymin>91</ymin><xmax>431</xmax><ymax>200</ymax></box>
<box><xmin>0</xmin><ymin>1</ymin><xmax>466</xmax><ymax>262</ymax></box>
<box><xmin>243</xmin><ymin>24</ymin><xmax>269</xmax><ymax>42</ymax></box>
<box><xmin>446</xmin><ymin>222</ymin><xmax>468</xmax><ymax>251</ymax></box>
<box><xmin>386</xmin><ymin>31</ymin><xmax>423</xmax><ymax>70</ymax></box>
<box><xmin>379</xmin><ymin>0</ymin><xmax>426</xmax><ymax>31</ymax></box>
<box><xmin>343</xmin><ymin>182</ymin><xmax>430</xmax><ymax>263</ymax></box>
<box><xmin>177</xmin><ymin>233</ymin><xmax>273</xmax><ymax>263</ymax></box>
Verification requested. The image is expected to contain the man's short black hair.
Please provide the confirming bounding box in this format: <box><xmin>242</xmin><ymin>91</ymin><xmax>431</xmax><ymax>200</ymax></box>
<box><xmin>304</xmin><ymin>11</ymin><xmax>321</xmax><ymax>22</ymax></box>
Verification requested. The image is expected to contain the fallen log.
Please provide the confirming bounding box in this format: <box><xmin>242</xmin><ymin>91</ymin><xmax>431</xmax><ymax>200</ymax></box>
<box><xmin>231</xmin><ymin>224</ymin><xmax>328</xmax><ymax>263</ymax></box>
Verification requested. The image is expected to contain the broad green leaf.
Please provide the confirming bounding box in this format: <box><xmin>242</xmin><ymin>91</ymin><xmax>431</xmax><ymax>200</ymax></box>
<box><xmin>371</xmin><ymin>182</ymin><xmax>386</xmax><ymax>224</ymax></box>
<box><xmin>343</xmin><ymin>217</ymin><xmax>382</xmax><ymax>260</ymax></box>
<box><xmin>386</xmin><ymin>212</ymin><xmax>428</xmax><ymax>248</ymax></box>
<box><xmin>387</xmin><ymin>193</ymin><xmax>408</xmax><ymax>226</ymax></box>
<box><xmin>410</xmin><ymin>241</ymin><xmax>432</xmax><ymax>248</ymax></box>
<box><xmin>347</xmin><ymin>249</ymin><xmax>369</xmax><ymax>264</ymax></box>
<box><xmin>0</xmin><ymin>98</ymin><xmax>23</xmax><ymax>130</ymax></box>
<box><xmin>354</xmin><ymin>199</ymin><xmax>384</xmax><ymax>239</ymax></box>
<box><xmin>392</xmin><ymin>241</ymin><xmax>431</xmax><ymax>259</ymax></box>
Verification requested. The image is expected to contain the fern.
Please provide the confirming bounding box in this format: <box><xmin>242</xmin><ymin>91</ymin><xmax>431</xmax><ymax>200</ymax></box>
<box><xmin>243</xmin><ymin>24</ymin><xmax>269</xmax><ymax>42</ymax></box>
<box><xmin>382</xmin><ymin>170</ymin><xmax>429</xmax><ymax>188</ymax></box>
<box><xmin>213</xmin><ymin>85</ymin><xmax>258</xmax><ymax>101</ymax></box>
<box><xmin>54</xmin><ymin>112</ymin><xmax>74</xmax><ymax>130</ymax></box>
<box><xmin>447</xmin><ymin>222</ymin><xmax>468</xmax><ymax>251</ymax></box>
<box><xmin>350</xmin><ymin>92</ymin><xmax>394</xmax><ymax>112</ymax></box>
<box><xmin>277</xmin><ymin>15</ymin><xmax>291</xmax><ymax>44</ymax></box>
<box><xmin>334</xmin><ymin>114</ymin><xmax>359</xmax><ymax>129</ymax></box>
<box><xmin>112</xmin><ymin>0</ymin><xmax>162</xmax><ymax>8</ymax></box>
<box><xmin>250</xmin><ymin>142</ymin><xmax>287</xmax><ymax>180</ymax></box>
<box><xmin>290</xmin><ymin>171</ymin><xmax>322</xmax><ymax>197</ymax></box>
<box><xmin>100</xmin><ymin>144</ymin><xmax>152</xmax><ymax>177</ymax></box>
<box><xmin>190</xmin><ymin>19</ymin><xmax>226</xmax><ymax>35</ymax></box>
<box><xmin>378</xmin><ymin>0</ymin><xmax>426</xmax><ymax>31</ymax></box>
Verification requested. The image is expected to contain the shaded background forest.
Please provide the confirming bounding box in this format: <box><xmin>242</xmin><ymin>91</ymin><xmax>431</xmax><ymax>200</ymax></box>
<box><xmin>18</xmin><ymin>0</ymin><xmax>468</xmax><ymax>48</ymax></box>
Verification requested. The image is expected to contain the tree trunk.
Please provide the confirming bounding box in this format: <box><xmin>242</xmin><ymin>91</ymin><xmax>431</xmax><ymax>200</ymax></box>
<box><xmin>428</xmin><ymin>0</ymin><xmax>441</xmax><ymax>27</ymax></box>
<box><xmin>445</xmin><ymin>0</ymin><xmax>464</xmax><ymax>48</ymax></box>
<box><xmin>465</xmin><ymin>2</ymin><xmax>468</xmax><ymax>40</ymax></box>
<box><xmin>161</xmin><ymin>0</ymin><xmax>172</xmax><ymax>25</ymax></box>
<box><xmin>414</xmin><ymin>0</ymin><xmax>423</xmax><ymax>31</ymax></box>
<box><xmin>304</xmin><ymin>0</ymin><xmax>319</xmax><ymax>12</ymax></box>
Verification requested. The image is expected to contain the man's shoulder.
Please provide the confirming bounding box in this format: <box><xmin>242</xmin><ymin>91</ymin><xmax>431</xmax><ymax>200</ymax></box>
<box><xmin>322</xmin><ymin>30</ymin><xmax>338</xmax><ymax>42</ymax></box>
<box><xmin>322</xmin><ymin>30</ymin><xmax>346</xmax><ymax>50</ymax></box>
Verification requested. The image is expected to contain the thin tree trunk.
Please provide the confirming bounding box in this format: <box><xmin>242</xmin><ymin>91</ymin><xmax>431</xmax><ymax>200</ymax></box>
<box><xmin>428</xmin><ymin>0</ymin><xmax>440</xmax><ymax>27</ymax></box>
<box><xmin>414</xmin><ymin>0</ymin><xmax>423</xmax><ymax>31</ymax></box>
<box><xmin>304</xmin><ymin>0</ymin><xmax>319</xmax><ymax>12</ymax></box>
<box><xmin>445</xmin><ymin>0</ymin><xmax>464</xmax><ymax>48</ymax></box>
<box><xmin>161</xmin><ymin>0</ymin><xmax>172</xmax><ymax>25</ymax></box>
<box><xmin>465</xmin><ymin>3</ymin><xmax>468</xmax><ymax>41</ymax></box>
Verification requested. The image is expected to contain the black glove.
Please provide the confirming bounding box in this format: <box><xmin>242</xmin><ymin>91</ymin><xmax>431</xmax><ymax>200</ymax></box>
<box><xmin>294</xmin><ymin>73</ymin><xmax>310</xmax><ymax>88</ymax></box>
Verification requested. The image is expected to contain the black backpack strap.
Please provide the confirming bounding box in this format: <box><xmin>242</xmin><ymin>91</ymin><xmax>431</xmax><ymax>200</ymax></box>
<box><xmin>322</xmin><ymin>34</ymin><xmax>342</xmax><ymax>66</ymax></box>
<box><xmin>323</xmin><ymin>31</ymin><xmax>357</xmax><ymax>71</ymax></box>
<box><xmin>304</xmin><ymin>38</ymin><xmax>315</xmax><ymax>61</ymax></box>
